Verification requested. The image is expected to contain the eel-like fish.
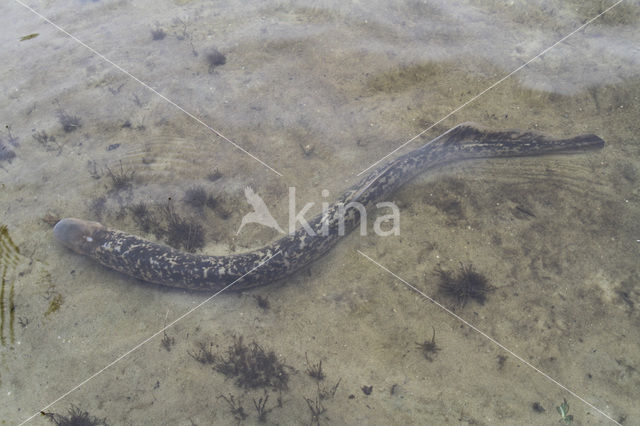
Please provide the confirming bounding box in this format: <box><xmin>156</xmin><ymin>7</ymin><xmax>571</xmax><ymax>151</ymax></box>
<box><xmin>54</xmin><ymin>123</ymin><xmax>604</xmax><ymax>291</ymax></box>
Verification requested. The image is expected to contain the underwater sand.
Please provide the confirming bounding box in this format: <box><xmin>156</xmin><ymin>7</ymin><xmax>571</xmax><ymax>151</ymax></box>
<box><xmin>1</xmin><ymin>0</ymin><xmax>639</xmax><ymax>424</ymax></box>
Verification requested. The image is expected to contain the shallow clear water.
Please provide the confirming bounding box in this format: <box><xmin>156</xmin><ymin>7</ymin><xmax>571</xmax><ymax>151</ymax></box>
<box><xmin>1</xmin><ymin>0</ymin><xmax>639</xmax><ymax>424</ymax></box>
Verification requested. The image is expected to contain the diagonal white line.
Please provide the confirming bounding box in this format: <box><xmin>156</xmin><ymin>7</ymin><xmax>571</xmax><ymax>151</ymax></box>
<box><xmin>10</xmin><ymin>0</ymin><xmax>625</xmax><ymax>423</ymax></box>
<box><xmin>18</xmin><ymin>251</ymin><xmax>282</xmax><ymax>425</ymax></box>
<box><xmin>13</xmin><ymin>0</ymin><xmax>283</xmax><ymax>177</ymax></box>
<box><xmin>356</xmin><ymin>0</ymin><xmax>626</xmax><ymax>176</ymax></box>
<box><xmin>356</xmin><ymin>250</ymin><xmax>621</xmax><ymax>425</ymax></box>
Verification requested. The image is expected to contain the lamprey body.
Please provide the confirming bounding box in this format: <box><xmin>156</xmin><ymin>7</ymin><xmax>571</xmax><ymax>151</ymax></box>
<box><xmin>54</xmin><ymin>123</ymin><xmax>604</xmax><ymax>291</ymax></box>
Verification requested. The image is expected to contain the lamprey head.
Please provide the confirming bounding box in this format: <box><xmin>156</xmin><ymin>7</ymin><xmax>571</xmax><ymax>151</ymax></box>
<box><xmin>54</xmin><ymin>218</ymin><xmax>106</xmax><ymax>255</ymax></box>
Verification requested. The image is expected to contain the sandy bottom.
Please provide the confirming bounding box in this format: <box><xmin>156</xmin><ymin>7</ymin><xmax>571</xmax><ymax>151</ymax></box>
<box><xmin>1</xmin><ymin>1</ymin><xmax>639</xmax><ymax>425</ymax></box>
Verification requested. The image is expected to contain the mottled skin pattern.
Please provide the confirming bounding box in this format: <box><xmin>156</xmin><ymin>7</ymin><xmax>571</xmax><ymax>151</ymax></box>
<box><xmin>53</xmin><ymin>123</ymin><xmax>604</xmax><ymax>291</ymax></box>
